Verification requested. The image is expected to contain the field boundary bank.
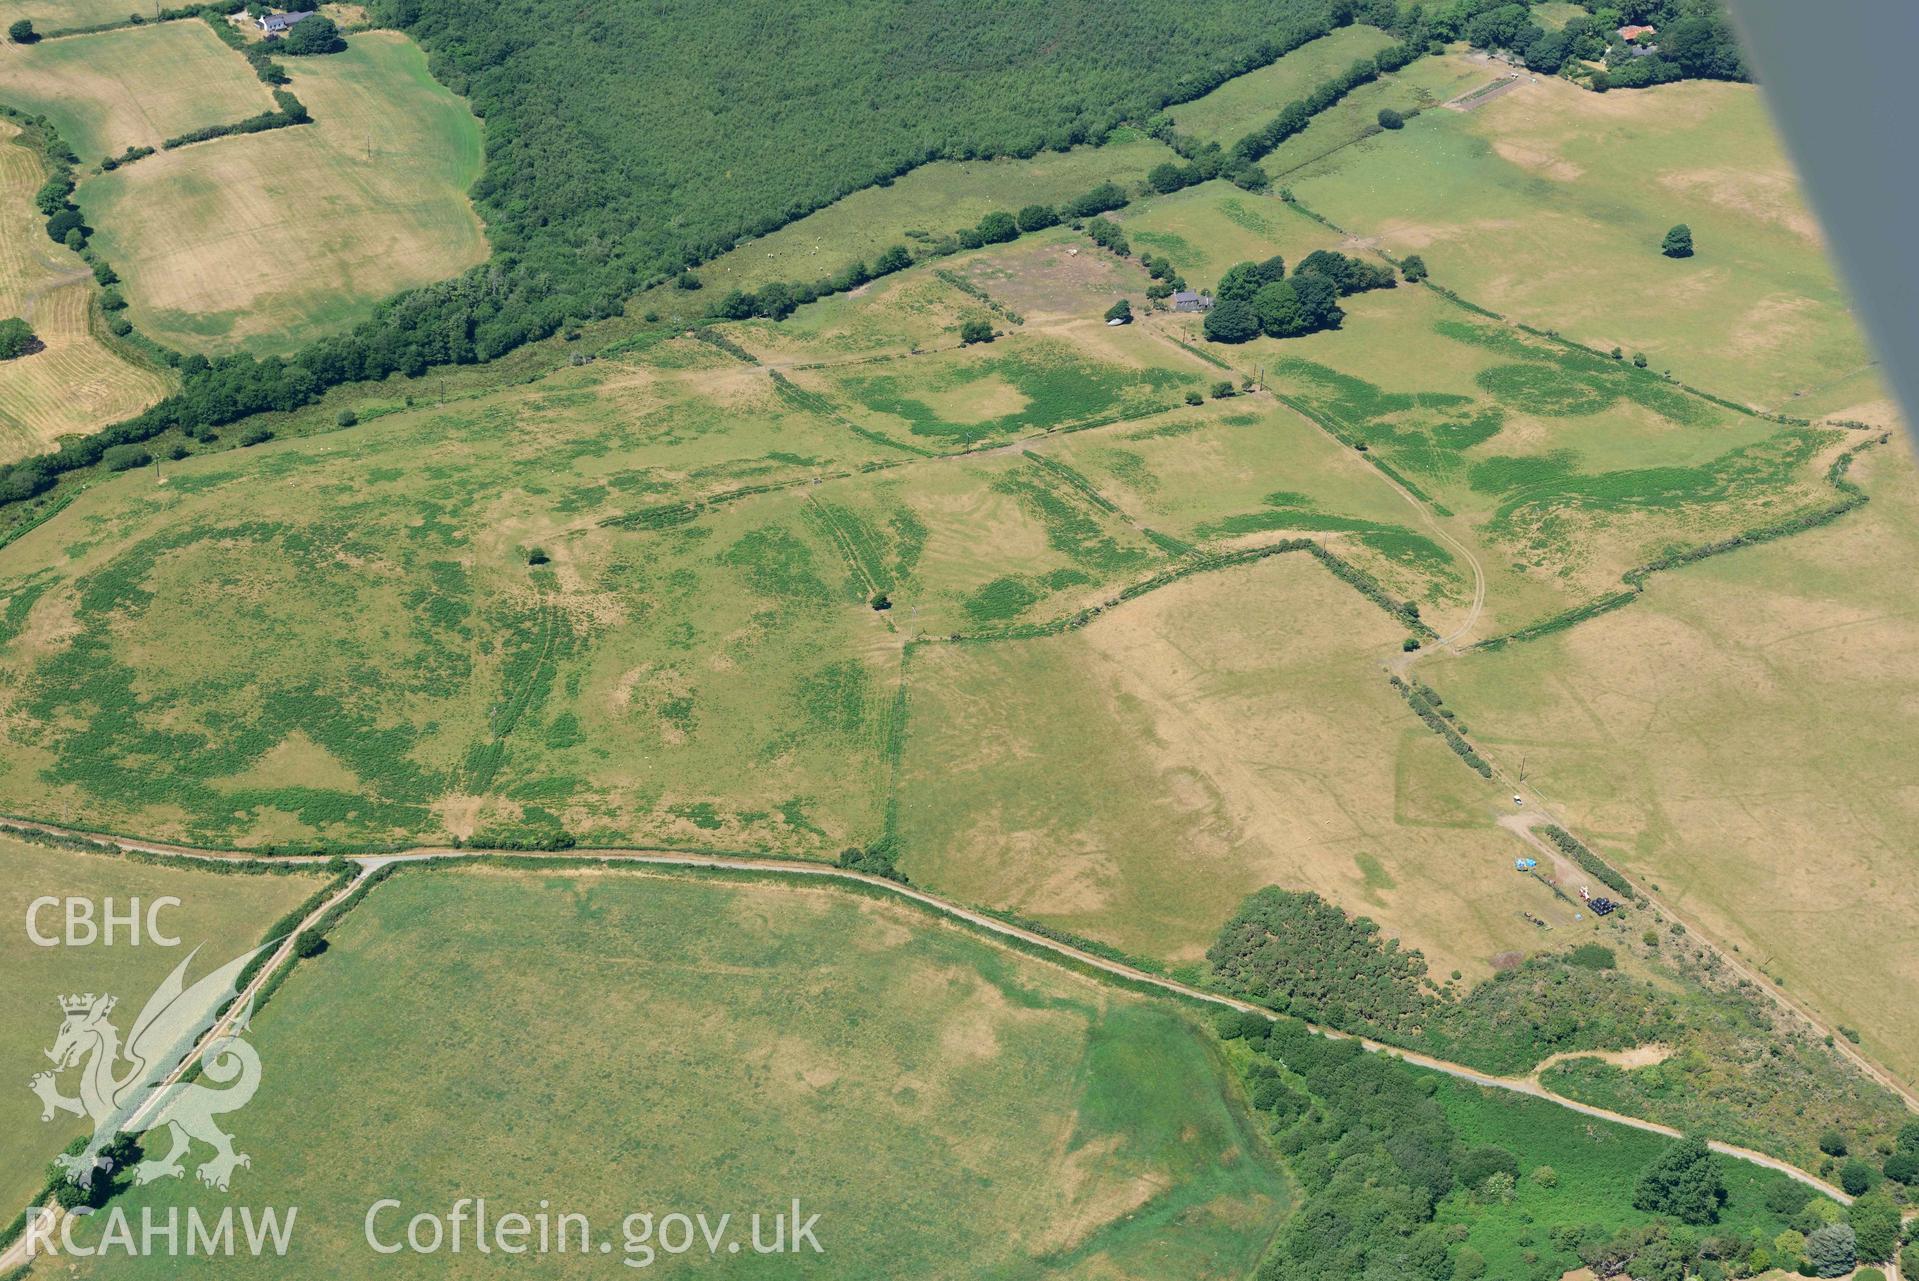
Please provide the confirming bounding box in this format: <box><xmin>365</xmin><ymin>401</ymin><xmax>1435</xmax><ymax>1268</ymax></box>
<box><xmin>0</xmin><ymin>826</ymin><xmax>1864</xmax><ymax>1235</ymax></box>
<box><xmin>1466</xmin><ymin>432</ymin><xmax>1887</xmax><ymax>652</ymax></box>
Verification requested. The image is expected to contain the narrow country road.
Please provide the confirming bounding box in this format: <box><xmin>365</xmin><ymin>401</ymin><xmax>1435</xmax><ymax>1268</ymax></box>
<box><xmin>0</xmin><ymin>816</ymin><xmax>1864</xmax><ymax>1266</ymax></box>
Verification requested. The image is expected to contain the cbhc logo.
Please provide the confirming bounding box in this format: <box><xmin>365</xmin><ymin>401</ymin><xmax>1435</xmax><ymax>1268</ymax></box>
<box><xmin>26</xmin><ymin>897</ymin><xmax>181</xmax><ymax>947</ymax></box>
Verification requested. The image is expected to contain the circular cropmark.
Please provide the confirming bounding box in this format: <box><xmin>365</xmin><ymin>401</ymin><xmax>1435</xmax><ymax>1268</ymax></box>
<box><xmin>1475</xmin><ymin>364</ymin><xmax>1616</xmax><ymax>417</ymax></box>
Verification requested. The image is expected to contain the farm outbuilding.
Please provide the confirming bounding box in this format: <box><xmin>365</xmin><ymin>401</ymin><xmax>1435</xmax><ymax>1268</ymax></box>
<box><xmin>1172</xmin><ymin>290</ymin><xmax>1213</xmax><ymax>313</ymax></box>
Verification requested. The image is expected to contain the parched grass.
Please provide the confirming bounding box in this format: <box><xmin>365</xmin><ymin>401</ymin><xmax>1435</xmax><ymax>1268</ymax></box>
<box><xmin>0</xmin><ymin>19</ymin><xmax>272</xmax><ymax>159</ymax></box>
<box><xmin>633</xmin><ymin>126</ymin><xmax>1178</xmax><ymax>306</ymax></box>
<box><xmin>0</xmin><ymin>346</ymin><xmax>921</xmax><ymax>852</ymax></box>
<box><xmin>75</xmin><ymin>31</ymin><xmax>487</xmax><ymax>355</ymax></box>
<box><xmin>897</xmin><ymin>553</ymin><xmax>1562</xmax><ymax>981</ymax></box>
<box><xmin>1285</xmin><ymin>74</ymin><xmax>1872</xmax><ymax>407</ymax></box>
<box><xmin>808</xmin><ymin>450</ymin><xmax>1176</xmax><ymax>636</ymax></box>
<box><xmin>0</xmin><ymin>0</ymin><xmax>144</xmax><ymax>31</ymax></box>
<box><xmin>0</xmin><ymin>832</ymin><xmax>326</xmax><ymax>1216</ymax></box>
<box><xmin>1167</xmin><ymin>25</ymin><xmax>1399</xmax><ymax>150</ymax></box>
<box><xmin>1428</xmin><ymin>444</ymin><xmax>1919</xmax><ymax>1084</ymax></box>
<box><xmin>47</xmin><ymin>865</ymin><xmax>1291</xmax><ymax>1278</ymax></box>
<box><xmin>0</xmin><ymin>119</ymin><xmax>171</xmax><ymax>463</ymax></box>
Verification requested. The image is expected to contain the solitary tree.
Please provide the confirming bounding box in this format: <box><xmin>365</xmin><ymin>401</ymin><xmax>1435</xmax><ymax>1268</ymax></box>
<box><xmin>1632</xmin><ymin>1137</ymin><xmax>1726</xmax><ymax>1225</ymax></box>
<box><xmin>1662</xmin><ymin>223</ymin><xmax>1694</xmax><ymax>258</ymax></box>
<box><xmin>8</xmin><ymin>18</ymin><xmax>35</xmax><ymax>42</ymax></box>
<box><xmin>1103</xmin><ymin>298</ymin><xmax>1132</xmax><ymax>324</ymax></box>
<box><xmin>959</xmin><ymin>319</ymin><xmax>994</xmax><ymax>345</ymax></box>
<box><xmin>1400</xmin><ymin>254</ymin><xmax>1428</xmax><ymax>282</ymax></box>
<box><xmin>1377</xmin><ymin>107</ymin><xmax>1405</xmax><ymax>130</ymax></box>
<box><xmin>0</xmin><ymin>317</ymin><xmax>39</xmax><ymax>360</ymax></box>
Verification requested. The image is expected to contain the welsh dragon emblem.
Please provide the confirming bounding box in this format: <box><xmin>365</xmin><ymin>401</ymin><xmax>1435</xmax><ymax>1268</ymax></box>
<box><xmin>30</xmin><ymin>946</ymin><xmax>265</xmax><ymax>1192</ymax></box>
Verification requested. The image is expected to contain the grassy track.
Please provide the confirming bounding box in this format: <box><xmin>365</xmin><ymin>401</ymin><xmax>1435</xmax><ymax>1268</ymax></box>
<box><xmin>0</xmin><ymin>20</ymin><xmax>272</xmax><ymax>159</ymax></box>
<box><xmin>39</xmin><ymin>865</ymin><xmax>1291</xmax><ymax>1278</ymax></box>
<box><xmin>74</xmin><ymin>31</ymin><xmax>487</xmax><ymax>355</ymax></box>
<box><xmin>0</xmin><ymin>119</ymin><xmax>171</xmax><ymax>462</ymax></box>
<box><xmin>0</xmin><ymin>832</ymin><xmax>326</xmax><ymax>1216</ymax></box>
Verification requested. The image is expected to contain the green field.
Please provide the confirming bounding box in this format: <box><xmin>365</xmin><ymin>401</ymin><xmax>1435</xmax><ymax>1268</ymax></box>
<box><xmin>0</xmin><ymin>346</ymin><xmax>919</xmax><ymax>851</ymax></box>
<box><xmin>37</xmin><ymin>865</ymin><xmax>1290</xmax><ymax>1278</ymax></box>
<box><xmin>0</xmin><ymin>834</ymin><xmax>325</xmax><ymax>1216</ymax></box>
<box><xmin>1117</xmin><ymin>180</ymin><xmax>1350</xmax><ymax>294</ymax></box>
<box><xmin>0</xmin><ymin>20</ymin><xmax>272</xmax><ymax>160</ymax></box>
<box><xmin>1261</xmin><ymin>51</ymin><xmax>1492</xmax><ymax>181</ymax></box>
<box><xmin>1427</xmin><ymin>443</ymin><xmax>1919</xmax><ymax>1088</ymax></box>
<box><xmin>1286</xmin><ymin>74</ymin><xmax>1873</xmax><ymax>408</ymax></box>
<box><xmin>1432</xmin><ymin>1079</ymin><xmax>1826</xmax><ymax>1280</ymax></box>
<box><xmin>73</xmin><ymin>31</ymin><xmax>487</xmax><ymax>355</ymax></box>
<box><xmin>636</xmin><ymin>128</ymin><xmax>1177</xmax><ymax>308</ymax></box>
<box><xmin>1166</xmin><ymin>25</ymin><xmax>1399</xmax><ymax>149</ymax></box>
<box><xmin>1195</xmin><ymin>283</ymin><xmax>1842</xmax><ymax>636</ymax></box>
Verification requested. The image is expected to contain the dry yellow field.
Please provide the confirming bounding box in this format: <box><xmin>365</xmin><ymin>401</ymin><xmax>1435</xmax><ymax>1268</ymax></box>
<box><xmin>0</xmin><ymin>0</ymin><xmax>140</xmax><ymax>30</ymax></box>
<box><xmin>0</xmin><ymin>120</ymin><xmax>170</xmax><ymax>463</ymax></box>
<box><xmin>74</xmin><ymin>31</ymin><xmax>487</xmax><ymax>355</ymax></box>
<box><xmin>1430</xmin><ymin>442</ymin><xmax>1919</xmax><ymax>1086</ymax></box>
<box><xmin>0</xmin><ymin>19</ymin><xmax>273</xmax><ymax>159</ymax></box>
<box><xmin>899</xmin><ymin>552</ymin><xmax>1572</xmax><ymax>980</ymax></box>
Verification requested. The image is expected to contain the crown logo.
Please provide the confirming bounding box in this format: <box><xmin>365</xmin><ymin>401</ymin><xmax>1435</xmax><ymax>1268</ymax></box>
<box><xmin>59</xmin><ymin>993</ymin><xmax>114</xmax><ymax>1016</ymax></box>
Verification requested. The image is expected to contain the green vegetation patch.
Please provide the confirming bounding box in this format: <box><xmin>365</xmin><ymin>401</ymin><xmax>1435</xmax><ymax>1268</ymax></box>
<box><xmin>832</xmin><ymin>335</ymin><xmax>1196</xmax><ymax>445</ymax></box>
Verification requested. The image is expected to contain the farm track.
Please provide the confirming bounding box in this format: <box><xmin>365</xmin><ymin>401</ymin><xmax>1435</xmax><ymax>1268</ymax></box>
<box><xmin>0</xmin><ymin>814</ymin><xmax>1870</xmax><ymax>1250</ymax></box>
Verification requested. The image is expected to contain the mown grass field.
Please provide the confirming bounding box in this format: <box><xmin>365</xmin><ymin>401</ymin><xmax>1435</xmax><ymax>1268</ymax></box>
<box><xmin>634</xmin><ymin>127</ymin><xmax>1177</xmax><ymax>312</ymax></box>
<box><xmin>0</xmin><ymin>20</ymin><xmax>272</xmax><ymax>159</ymax></box>
<box><xmin>1166</xmin><ymin>24</ymin><xmax>1398</xmax><ymax>149</ymax></box>
<box><xmin>41</xmin><ymin>866</ymin><xmax>1290</xmax><ymax>1278</ymax></box>
<box><xmin>1427</xmin><ymin>443</ymin><xmax>1919</xmax><ymax>1087</ymax></box>
<box><xmin>74</xmin><ymin>31</ymin><xmax>487</xmax><ymax>356</ymax></box>
<box><xmin>0</xmin><ymin>119</ymin><xmax>171</xmax><ymax>462</ymax></box>
<box><xmin>1285</xmin><ymin>74</ymin><xmax>1873</xmax><ymax>409</ymax></box>
<box><xmin>0</xmin><ymin>834</ymin><xmax>325</xmax><ymax>1216</ymax></box>
<box><xmin>896</xmin><ymin>553</ymin><xmax>1561</xmax><ymax>981</ymax></box>
<box><xmin>0</xmin><ymin>0</ymin><xmax>138</xmax><ymax>32</ymax></box>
